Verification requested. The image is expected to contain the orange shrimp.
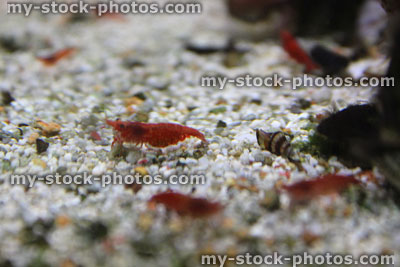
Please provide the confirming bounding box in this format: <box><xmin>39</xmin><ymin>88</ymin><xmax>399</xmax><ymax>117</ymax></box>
<box><xmin>282</xmin><ymin>174</ymin><xmax>360</xmax><ymax>202</ymax></box>
<box><xmin>106</xmin><ymin>119</ymin><xmax>207</xmax><ymax>148</ymax></box>
<box><xmin>148</xmin><ymin>191</ymin><xmax>222</xmax><ymax>218</ymax></box>
<box><xmin>280</xmin><ymin>30</ymin><xmax>319</xmax><ymax>73</ymax></box>
<box><xmin>37</xmin><ymin>47</ymin><xmax>76</xmax><ymax>66</ymax></box>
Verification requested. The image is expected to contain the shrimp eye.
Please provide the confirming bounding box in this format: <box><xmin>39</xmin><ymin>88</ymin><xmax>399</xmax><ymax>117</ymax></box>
<box><xmin>119</xmin><ymin>124</ymin><xmax>125</xmax><ymax>129</ymax></box>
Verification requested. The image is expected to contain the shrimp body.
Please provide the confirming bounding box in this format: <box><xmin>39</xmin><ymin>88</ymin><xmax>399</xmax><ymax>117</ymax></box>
<box><xmin>149</xmin><ymin>192</ymin><xmax>222</xmax><ymax>218</ymax></box>
<box><xmin>280</xmin><ymin>30</ymin><xmax>319</xmax><ymax>73</ymax></box>
<box><xmin>282</xmin><ymin>174</ymin><xmax>360</xmax><ymax>202</ymax></box>
<box><xmin>106</xmin><ymin>120</ymin><xmax>207</xmax><ymax>148</ymax></box>
<box><xmin>37</xmin><ymin>47</ymin><xmax>76</xmax><ymax>66</ymax></box>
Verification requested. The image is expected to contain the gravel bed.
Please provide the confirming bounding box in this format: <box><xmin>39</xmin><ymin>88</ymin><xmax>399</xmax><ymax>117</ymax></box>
<box><xmin>0</xmin><ymin>1</ymin><xmax>399</xmax><ymax>266</ymax></box>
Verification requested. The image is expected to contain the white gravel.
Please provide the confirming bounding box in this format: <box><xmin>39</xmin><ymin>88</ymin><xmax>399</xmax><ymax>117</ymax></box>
<box><xmin>0</xmin><ymin>1</ymin><xmax>399</xmax><ymax>266</ymax></box>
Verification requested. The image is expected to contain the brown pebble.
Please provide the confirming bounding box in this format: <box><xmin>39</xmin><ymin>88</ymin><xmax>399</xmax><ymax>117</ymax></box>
<box><xmin>124</xmin><ymin>183</ymin><xmax>142</xmax><ymax>194</ymax></box>
<box><xmin>28</xmin><ymin>132</ymin><xmax>40</xmax><ymax>144</ymax></box>
<box><xmin>124</xmin><ymin>96</ymin><xmax>144</xmax><ymax>107</ymax></box>
<box><xmin>126</xmin><ymin>105</ymin><xmax>136</xmax><ymax>114</ymax></box>
<box><xmin>137</xmin><ymin>213</ymin><xmax>153</xmax><ymax>231</ymax></box>
<box><xmin>134</xmin><ymin>166</ymin><xmax>148</xmax><ymax>176</ymax></box>
<box><xmin>259</xmin><ymin>189</ymin><xmax>280</xmax><ymax>211</ymax></box>
<box><xmin>32</xmin><ymin>158</ymin><xmax>47</xmax><ymax>169</ymax></box>
<box><xmin>56</xmin><ymin>215</ymin><xmax>71</xmax><ymax>227</ymax></box>
<box><xmin>302</xmin><ymin>230</ymin><xmax>321</xmax><ymax>246</ymax></box>
<box><xmin>36</xmin><ymin>120</ymin><xmax>61</xmax><ymax>137</ymax></box>
<box><xmin>342</xmin><ymin>205</ymin><xmax>353</xmax><ymax>217</ymax></box>
<box><xmin>60</xmin><ymin>259</ymin><xmax>76</xmax><ymax>267</ymax></box>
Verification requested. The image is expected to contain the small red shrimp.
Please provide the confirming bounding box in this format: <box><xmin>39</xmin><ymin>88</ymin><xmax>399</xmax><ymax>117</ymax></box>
<box><xmin>280</xmin><ymin>30</ymin><xmax>319</xmax><ymax>73</ymax></box>
<box><xmin>90</xmin><ymin>131</ymin><xmax>102</xmax><ymax>141</ymax></box>
<box><xmin>148</xmin><ymin>191</ymin><xmax>222</xmax><ymax>218</ymax></box>
<box><xmin>37</xmin><ymin>47</ymin><xmax>77</xmax><ymax>66</ymax></box>
<box><xmin>282</xmin><ymin>174</ymin><xmax>360</xmax><ymax>202</ymax></box>
<box><xmin>106</xmin><ymin>119</ymin><xmax>207</xmax><ymax>148</ymax></box>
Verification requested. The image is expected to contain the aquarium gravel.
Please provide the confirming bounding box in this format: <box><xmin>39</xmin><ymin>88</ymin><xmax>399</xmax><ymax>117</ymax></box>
<box><xmin>0</xmin><ymin>1</ymin><xmax>399</xmax><ymax>266</ymax></box>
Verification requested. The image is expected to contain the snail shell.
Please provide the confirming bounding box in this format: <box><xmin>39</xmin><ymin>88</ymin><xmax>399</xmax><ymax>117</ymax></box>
<box><xmin>256</xmin><ymin>129</ymin><xmax>293</xmax><ymax>158</ymax></box>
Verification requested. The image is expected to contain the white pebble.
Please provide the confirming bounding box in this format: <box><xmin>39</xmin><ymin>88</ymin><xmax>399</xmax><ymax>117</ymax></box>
<box><xmin>92</xmin><ymin>163</ymin><xmax>106</xmax><ymax>176</ymax></box>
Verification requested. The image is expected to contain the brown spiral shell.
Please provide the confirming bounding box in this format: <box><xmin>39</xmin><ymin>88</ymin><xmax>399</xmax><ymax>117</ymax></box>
<box><xmin>256</xmin><ymin>129</ymin><xmax>293</xmax><ymax>158</ymax></box>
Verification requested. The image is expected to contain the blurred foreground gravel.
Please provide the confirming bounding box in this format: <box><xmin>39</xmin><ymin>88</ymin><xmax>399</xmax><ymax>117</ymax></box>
<box><xmin>0</xmin><ymin>1</ymin><xmax>399</xmax><ymax>266</ymax></box>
